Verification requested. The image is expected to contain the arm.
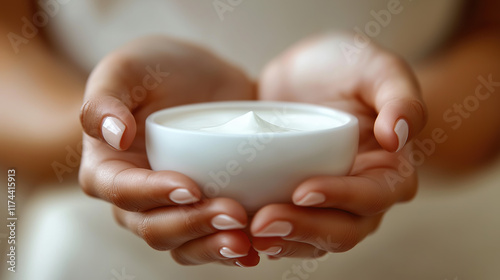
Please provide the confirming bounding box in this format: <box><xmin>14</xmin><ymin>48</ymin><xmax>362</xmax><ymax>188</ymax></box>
<box><xmin>0</xmin><ymin>0</ymin><xmax>85</xmax><ymax>184</ymax></box>
<box><xmin>417</xmin><ymin>0</ymin><xmax>500</xmax><ymax>170</ymax></box>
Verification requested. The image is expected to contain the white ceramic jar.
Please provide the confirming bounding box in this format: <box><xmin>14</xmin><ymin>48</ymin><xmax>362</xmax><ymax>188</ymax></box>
<box><xmin>146</xmin><ymin>101</ymin><xmax>358</xmax><ymax>212</ymax></box>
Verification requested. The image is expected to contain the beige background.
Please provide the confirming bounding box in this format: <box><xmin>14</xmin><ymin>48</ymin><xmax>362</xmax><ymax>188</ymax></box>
<box><xmin>2</xmin><ymin>153</ymin><xmax>499</xmax><ymax>280</ymax></box>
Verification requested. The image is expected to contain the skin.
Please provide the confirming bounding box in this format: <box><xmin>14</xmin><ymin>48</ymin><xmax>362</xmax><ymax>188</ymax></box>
<box><xmin>0</xmin><ymin>1</ymin><xmax>84</xmax><ymax>186</ymax></box>
<box><xmin>1</xmin><ymin>0</ymin><xmax>499</xmax><ymax>268</ymax></box>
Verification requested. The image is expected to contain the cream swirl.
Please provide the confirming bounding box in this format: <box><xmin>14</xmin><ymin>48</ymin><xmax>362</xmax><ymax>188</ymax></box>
<box><xmin>201</xmin><ymin>111</ymin><xmax>293</xmax><ymax>134</ymax></box>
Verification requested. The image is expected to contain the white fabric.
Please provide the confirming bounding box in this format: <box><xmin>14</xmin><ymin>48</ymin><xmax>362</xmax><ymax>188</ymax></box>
<box><xmin>8</xmin><ymin>1</ymin><xmax>495</xmax><ymax>280</ymax></box>
<box><xmin>45</xmin><ymin>0</ymin><xmax>464</xmax><ymax>76</ymax></box>
<box><xmin>4</xmin><ymin>158</ymin><xmax>500</xmax><ymax>280</ymax></box>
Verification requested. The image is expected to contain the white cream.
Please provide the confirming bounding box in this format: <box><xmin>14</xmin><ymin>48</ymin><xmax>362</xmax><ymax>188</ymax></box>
<box><xmin>160</xmin><ymin>107</ymin><xmax>346</xmax><ymax>133</ymax></box>
<box><xmin>147</xmin><ymin>102</ymin><xmax>359</xmax><ymax>212</ymax></box>
<box><xmin>201</xmin><ymin>111</ymin><xmax>293</xmax><ymax>134</ymax></box>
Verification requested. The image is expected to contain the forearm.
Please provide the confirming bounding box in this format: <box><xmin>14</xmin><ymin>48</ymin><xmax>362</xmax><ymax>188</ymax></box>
<box><xmin>0</xmin><ymin>6</ymin><xmax>85</xmax><ymax>184</ymax></box>
<box><xmin>416</xmin><ymin>27</ymin><xmax>500</xmax><ymax>170</ymax></box>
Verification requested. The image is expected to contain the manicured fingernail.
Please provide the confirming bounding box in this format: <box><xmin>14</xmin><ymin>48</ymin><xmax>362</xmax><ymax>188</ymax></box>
<box><xmin>394</xmin><ymin>119</ymin><xmax>409</xmax><ymax>152</ymax></box>
<box><xmin>102</xmin><ymin>116</ymin><xmax>125</xmax><ymax>150</ymax></box>
<box><xmin>235</xmin><ymin>261</ymin><xmax>245</xmax><ymax>267</ymax></box>
<box><xmin>211</xmin><ymin>214</ymin><xmax>245</xmax><ymax>230</ymax></box>
<box><xmin>295</xmin><ymin>192</ymin><xmax>326</xmax><ymax>206</ymax></box>
<box><xmin>220</xmin><ymin>247</ymin><xmax>247</xmax><ymax>258</ymax></box>
<box><xmin>169</xmin><ymin>189</ymin><xmax>199</xmax><ymax>204</ymax></box>
<box><xmin>254</xmin><ymin>221</ymin><xmax>293</xmax><ymax>237</ymax></box>
<box><xmin>257</xmin><ymin>246</ymin><xmax>282</xmax><ymax>256</ymax></box>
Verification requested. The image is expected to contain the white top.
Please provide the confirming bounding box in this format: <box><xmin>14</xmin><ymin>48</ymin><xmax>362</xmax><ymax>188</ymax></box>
<box><xmin>46</xmin><ymin>0</ymin><xmax>464</xmax><ymax>76</ymax></box>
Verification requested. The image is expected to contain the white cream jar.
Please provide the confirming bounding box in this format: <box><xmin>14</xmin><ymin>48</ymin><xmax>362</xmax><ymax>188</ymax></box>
<box><xmin>146</xmin><ymin>101</ymin><xmax>358</xmax><ymax>212</ymax></box>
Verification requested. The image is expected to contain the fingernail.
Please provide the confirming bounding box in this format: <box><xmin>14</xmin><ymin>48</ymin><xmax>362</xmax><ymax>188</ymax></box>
<box><xmin>102</xmin><ymin>116</ymin><xmax>125</xmax><ymax>150</ymax></box>
<box><xmin>235</xmin><ymin>261</ymin><xmax>245</xmax><ymax>267</ymax></box>
<box><xmin>220</xmin><ymin>247</ymin><xmax>247</xmax><ymax>258</ymax></box>
<box><xmin>394</xmin><ymin>119</ymin><xmax>409</xmax><ymax>152</ymax></box>
<box><xmin>211</xmin><ymin>214</ymin><xmax>245</xmax><ymax>230</ymax></box>
<box><xmin>295</xmin><ymin>192</ymin><xmax>326</xmax><ymax>206</ymax></box>
<box><xmin>169</xmin><ymin>189</ymin><xmax>199</xmax><ymax>204</ymax></box>
<box><xmin>257</xmin><ymin>246</ymin><xmax>282</xmax><ymax>256</ymax></box>
<box><xmin>254</xmin><ymin>221</ymin><xmax>293</xmax><ymax>237</ymax></box>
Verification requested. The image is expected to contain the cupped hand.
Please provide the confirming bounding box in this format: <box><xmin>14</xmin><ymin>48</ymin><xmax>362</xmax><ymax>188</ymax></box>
<box><xmin>251</xmin><ymin>33</ymin><xmax>427</xmax><ymax>258</ymax></box>
<box><xmin>79</xmin><ymin>36</ymin><xmax>259</xmax><ymax>267</ymax></box>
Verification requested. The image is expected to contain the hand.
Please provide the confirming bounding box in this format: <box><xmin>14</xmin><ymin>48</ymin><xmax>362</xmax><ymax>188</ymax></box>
<box><xmin>251</xmin><ymin>33</ymin><xmax>427</xmax><ymax>258</ymax></box>
<box><xmin>79</xmin><ymin>36</ymin><xmax>260</xmax><ymax>267</ymax></box>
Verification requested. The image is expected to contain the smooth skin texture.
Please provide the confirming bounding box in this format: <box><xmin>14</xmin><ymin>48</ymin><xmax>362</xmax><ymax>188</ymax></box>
<box><xmin>79</xmin><ymin>37</ymin><xmax>259</xmax><ymax>267</ymax></box>
<box><xmin>80</xmin><ymin>34</ymin><xmax>426</xmax><ymax>265</ymax></box>
<box><xmin>1</xmin><ymin>0</ymin><xmax>499</xmax><ymax>268</ymax></box>
<box><xmin>251</xmin><ymin>34</ymin><xmax>424</xmax><ymax>257</ymax></box>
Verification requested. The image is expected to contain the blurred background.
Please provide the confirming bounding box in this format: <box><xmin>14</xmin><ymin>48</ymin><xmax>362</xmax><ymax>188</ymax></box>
<box><xmin>1</xmin><ymin>0</ymin><xmax>499</xmax><ymax>279</ymax></box>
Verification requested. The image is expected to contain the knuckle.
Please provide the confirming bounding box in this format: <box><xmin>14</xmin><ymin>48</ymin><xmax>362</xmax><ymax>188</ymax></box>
<box><xmin>108</xmin><ymin>169</ymin><xmax>140</xmax><ymax>211</ymax></box>
<box><xmin>182</xmin><ymin>209</ymin><xmax>211</xmax><ymax>237</ymax></box>
<box><xmin>313</xmin><ymin>249</ymin><xmax>328</xmax><ymax>258</ymax></box>
<box><xmin>370</xmin><ymin>214</ymin><xmax>384</xmax><ymax>234</ymax></box>
<box><xmin>80</xmin><ymin>182</ymin><xmax>95</xmax><ymax>198</ymax></box>
<box><xmin>335</xmin><ymin>217</ymin><xmax>361</xmax><ymax>252</ymax></box>
<box><xmin>78</xmin><ymin>168</ymin><xmax>97</xmax><ymax>198</ymax></box>
<box><xmin>280</xmin><ymin>245</ymin><xmax>301</xmax><ymax>258</ymax></box>
<box><xmin>357</xmin><ymin>176</ymin><xmax>394</xmax><ymax>216</ymax></box>
<box><xmin>363</xmin><ymin>197</ymin><xmax>391</xmax><ymax>216</ymax></box>
<box><xmin>107</xmin><ymin>186</ymin><xmax>130</xmax><ymax>210</ymax></box>
<box><xmin>137</xmin><ymin>216</ymin><xmax>172</xmax><ymax>251</ymax></box>
<box><xmin>170</xmin><ymin>250</ymin><xmax>194</xmax><ymax>266</ymax></box>
<box><xmin>291</xmin><ymin>228</ymin><xmax>316</xmax><ymax>245</ymax></box>
<box><xmin>400</xmin><ymin>172</ymin><xmax>419</xmax><ymax>202</ymax></box>
<box><xmin>363</xmin><ymin>189</ymin><xmax>393</xmax><ymax>215</ymax></box>
<box><xmin>409</xmin><ymin>99</ymin><xmax>428</xmax><ymax>127</ymax></box>
<box><xmin>111</xmin><ymin>207</ymin><xmax>126</xmax><ymax>228</ymax></box>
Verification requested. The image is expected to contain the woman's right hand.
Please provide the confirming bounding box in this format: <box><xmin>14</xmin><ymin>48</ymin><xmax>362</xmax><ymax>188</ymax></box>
<box><xmin>78</xmin><ymin>36</ymin><xmax>259</xmax><ymax>267</ymax></box>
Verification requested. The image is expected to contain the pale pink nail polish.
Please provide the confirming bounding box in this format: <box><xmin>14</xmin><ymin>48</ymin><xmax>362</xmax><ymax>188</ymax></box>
<box><xmin>169</xmin><ymin>189</ymin><xmax>199</xmax><ymax>204</ymax></box>
<box><xmin>254</xmin><ymin>221</ymin><xmax>293</xmax><ymax>237</ymax></box>
<box><xmin>211</xmin><ymin>214</ymin><xmax>245</xmax><ymax>230</ymax></box>
<box><xmin>220</xmin><ymin>247</ymin><xmax>247</xmax><ymax>258</ymax></box>
<box><xmin>295</xmin><ymin>192</ymin><xmax>326</xmax><ymax>206</ymax></box>
<box><xmin>102</xmin><ymin>116</ymin><xmax>125</xmax><ymax>150</ymax></box>
<box><xmin>394</xmin><ymin>119</ymin><xmax>409</xmax><ymax>152</ymax></box>
<box><xmin>257</xmin><ymin>246</ymin><xmax>282</xmax><ymax>256</ymax></box>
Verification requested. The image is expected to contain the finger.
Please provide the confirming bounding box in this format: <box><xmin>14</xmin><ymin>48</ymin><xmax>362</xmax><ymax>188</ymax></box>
<box><xmin>292</xmin><ymin>150</ymin><xmax>418</xmax><ymax>216</ymax></box>
<box><xmin>80</xmin><ymin>55</ymin><xmax>140</xmax><ymax>150</ymax></box>
<box><xmin>113</xmin><ymin>198</ymin><xmax>248</xmax><ymax>251</ymax></box>
<box><xmin>361</xmin><ymin>52</ymin><xmax>427</xmax><ymax>152</ymax></box>
<box><xmin>251</xmin><ymin>204</ymin><xmax>383</xmax><ymax>253</ymax></box>
<box><xmin>252</xmin><ymin>237</ymin><xmax>327</xmax><ymax>259</ymax></box>
<box><xmin>259</xmin><ymin>34</ymin><xmax>427</xmax><ymax>153</ymax></box>
<box><xmin>79</xmin><ymin>141</ymin><xmax>203</xmax><ymax>211</ymax></box>
<box><xmin>171</xmin><ymin>231</ymin><xmax>259</xmax><ymax>267</ymax></box>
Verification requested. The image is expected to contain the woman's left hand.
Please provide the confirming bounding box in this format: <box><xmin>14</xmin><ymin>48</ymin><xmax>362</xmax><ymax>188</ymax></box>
<box><xmin>251</xmin><ymin>33</ymin><xmax>427</xmax><ymax>258</ymax></box>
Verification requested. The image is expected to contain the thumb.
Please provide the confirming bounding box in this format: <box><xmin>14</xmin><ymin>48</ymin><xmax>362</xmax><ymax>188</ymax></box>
<box><xmin>361</xmin><ymin>54</ymin><xmax>427</xmax><ymax>152</ymax></box>
<box><xmin>79</xmin><ymin>61</ymin><xmax>137</xmax><ymax>150</ymax></box>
